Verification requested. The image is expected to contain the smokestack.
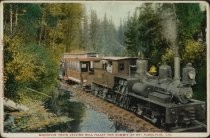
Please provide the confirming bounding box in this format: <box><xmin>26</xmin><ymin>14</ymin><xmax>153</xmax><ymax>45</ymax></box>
<box><xmin>174</xmin><ymin>48</ymin><xmax>180</xmax><ymax>80</ymax></box>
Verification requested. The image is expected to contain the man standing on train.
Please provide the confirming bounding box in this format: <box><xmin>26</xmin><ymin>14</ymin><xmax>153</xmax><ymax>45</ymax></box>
<box><xmin>106</xmin><ymin>62</ymin><xmax>112</xmax><ymax>73</ymax></box>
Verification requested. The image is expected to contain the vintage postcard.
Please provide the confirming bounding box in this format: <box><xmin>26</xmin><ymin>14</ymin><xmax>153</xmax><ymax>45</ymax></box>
<box><xmin>0</xmin><ymin>0</ymin><xmax>209</xmax><ymax>137</ymax></box>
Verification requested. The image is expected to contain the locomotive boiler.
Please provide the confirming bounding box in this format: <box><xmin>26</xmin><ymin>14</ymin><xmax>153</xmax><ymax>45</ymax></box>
<box><xmin>132</xmin><ymin>57</ymin><xmax>195</xmax><ymax>104</ymax></box>
<box><xmin>112</xmin><ymin>55</ymin><xmax>206</xmax><ymax>131</ymax></box>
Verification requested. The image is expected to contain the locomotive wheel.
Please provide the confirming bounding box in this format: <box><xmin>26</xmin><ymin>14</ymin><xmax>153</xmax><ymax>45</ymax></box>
<box><xmin>120</xmin><ymin>96</ymin><xmax>128</xmax><ymax>108</ymax></box>
<box><xmin>102</xmin><ymin>89</ymin><xmax>108</xmax><ymax>99</ymax></box>
<box><xmin>102</xmin><ymin>91</ymin><xmax>106</xmax><ymax>99</ymax></box>
<box><xmin>94</xmin><ymin>90</ymin><xmax>98</xmax><ymax>96</ymax></box>
<box><xmin>159</xmin><ymin>117</ymin><xmax>165</xmax><ymax>128</ymax></box>
<box><xmin>125</xmin><ymin>97</ymin><xmax>130</xmax><ymax>110</ymax></box>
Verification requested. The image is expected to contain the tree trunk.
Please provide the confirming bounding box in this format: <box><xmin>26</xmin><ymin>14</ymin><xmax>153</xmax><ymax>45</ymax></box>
<box><xmin>10</xmin><ymin>4</ymin><xmax>13</xmax><ymax>35</ymax></box>
<box><xmin>15</xmin><ymin>9</ymin><xmax>18</xmax><ymax>26</ymax></box>
<box><xmin>4</xmin><ymin>98</ymin><xmax>29</xmax><ymax>112</ymax></box>
<box><xmin>38</xmin><ymin>14</ymin><xmax>44</xmax><ymax>46</ymax></box>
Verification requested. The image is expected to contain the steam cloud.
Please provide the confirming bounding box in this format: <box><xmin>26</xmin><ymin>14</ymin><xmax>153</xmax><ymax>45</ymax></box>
<box><xmin>161</xmin><ymin>8</ymin><xmax>178</xmax><ymax>55</ymax></box>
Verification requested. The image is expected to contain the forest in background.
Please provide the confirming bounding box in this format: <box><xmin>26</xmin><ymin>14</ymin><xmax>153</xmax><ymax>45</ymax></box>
<box><xmin>3</xmin><ymin>3</ymin><xmax>207</xmax><ymax>103</ymax></box>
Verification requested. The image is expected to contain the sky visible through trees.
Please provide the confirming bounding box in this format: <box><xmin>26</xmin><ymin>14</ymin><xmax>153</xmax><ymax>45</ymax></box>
<box><xmin>85</xmin><ymin>2</ymin><xmax>139</xmax><ymax>27</ymax></box>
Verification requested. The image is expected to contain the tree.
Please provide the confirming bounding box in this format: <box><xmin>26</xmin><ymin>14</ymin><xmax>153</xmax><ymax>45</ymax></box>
<box><xmin>157</xmin><ymin>3</ymin><xmax>206</xmax><ymax>101</ymax></box>
<box><xmin>3</xmin><ymin>3</ymin><xmax>85</xmax><ymax>102</ymax></box>
<box><xmin>4</xmin><ymin>34</ymin><xmax>57</xmax><ymax>101</ymax></box>
<box><xmin>89</xmin><ymin>10</ymin><xmax>99</xmax><ymax>51</ymax></box>
<box><xmin>61</xmin><ymin>4</ymin><xmax>84</xmax><ymax>52</ymax></box>
<box><xmin>124</xmin><ymin>4</ymin><xmax>169</xmax><ymax>65</ymax></box>
<box><xmin>4</xmin><ymin>3</ymin><xmax>46</xmax><ymax>101</ymax></box>
<box><xmin>124</xmin><ymin>12</ymin><xmax>138</xmax><ymax>56</ymax></box>
<box><xmin>117</xmin><ymin>19</ymin><xmax>126</xmax><ymax>46</ymax></box>
<box><xmin>80</xmin><ymin>11</ymin><xmax>89</xmax><ymax>50</ymax></box>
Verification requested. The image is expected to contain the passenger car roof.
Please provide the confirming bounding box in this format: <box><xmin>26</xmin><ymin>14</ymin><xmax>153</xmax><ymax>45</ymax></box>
<box><xmin>102</xmin><ymin>57</ymin><xmax>137</xmax><ymax>61</ymax></box>
<box><xmin>64</xmin><ymin>57</ymin><xmax>101</xmax><ymax>62</ymax></box>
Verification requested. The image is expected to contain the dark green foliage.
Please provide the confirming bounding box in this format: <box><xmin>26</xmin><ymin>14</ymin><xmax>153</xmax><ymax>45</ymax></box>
<box><xmin>124</xmin><ymin>15</ymin><xmax>138</xmax><ymax>56</ymax></box>
<box><xmin>193</xmin><ymin>65</ymin><xmax>206</xmax><ymax>101</ymax></box>
<box><xmin>4</xmin><ymin>73</ymin><xmax>18</xmax><ymax>99</ymax></box>
<box><xmin>174</xmin><ymin>3</ymin><xmax>205</xmax><ymax>57</ymax></box>
<box><xmin>23</xmin><ymin>44</ymin><xmax>58</xmax><ymax>93</ymax></box>
<box><xmin>124</xmin><ymin>4</ymin><xmax>170</xmax><ymax>66</ymax></box>
<box><xmin>17</xmin><ymin>4</ymin><xmax>43</xmax><ymax>39</ymax></box>
<box><xmin>3</xmin><ymin>3</ymin><xmax>68</xmax><ymax>102</ymax></box>
<box><xmin>174</xmin><ymin>4</ymin><xmax>206</xmax><ymax>101</ymax></box>
<box><xmin>4</xmin><ymin>35</ymin><xmax>58</xmax><ymax>101</ymax></box>
<box><xmin>175</xmin><ymin>4</ymin><xmax>204</xmax><ymax>39</ymax></box>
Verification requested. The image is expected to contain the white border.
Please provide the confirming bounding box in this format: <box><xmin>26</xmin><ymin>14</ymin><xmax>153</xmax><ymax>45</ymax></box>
<box><xmin>0</xmin><ymin>1</ymin><xmax>4</xmax><ymax>137</ymax></box>
<box><xmin>0</xmin><ymin>1</ymin><xmax>209</xmax><ymax>137</ymax></box>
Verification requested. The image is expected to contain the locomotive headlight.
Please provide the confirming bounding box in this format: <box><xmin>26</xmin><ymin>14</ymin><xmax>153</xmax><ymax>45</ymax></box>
<box><xmin>188</xmin><ymin>71</ymin><xmax>195</xmax><ymax>80</ymax></box>
<box><xmin>185</xmin><ymin>91</ymin><xmax>193</xmax><ymax>99</ymax></box>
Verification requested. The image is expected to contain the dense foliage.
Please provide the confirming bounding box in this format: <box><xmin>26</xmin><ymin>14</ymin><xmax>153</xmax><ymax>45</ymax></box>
<box><xmin>4</xmin><ymin>3</ymin><xmax>84</xmax><ymax>102</ymax></box>
<box><xmin>124</xmin><ymin>4</ymin><xmax>170</xmax><ymax>65</ymax></box>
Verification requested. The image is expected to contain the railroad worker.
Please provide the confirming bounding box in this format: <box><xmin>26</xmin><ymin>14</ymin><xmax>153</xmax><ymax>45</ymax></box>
<box><xmin>106</xmin><ymin>62</ymin><xmax>112</xmax><ymax>73</ymax></box>
<box><xmin>149</xmin><ymin>65</ymin><xmax>157</xmax><ymax>76</ymax></box>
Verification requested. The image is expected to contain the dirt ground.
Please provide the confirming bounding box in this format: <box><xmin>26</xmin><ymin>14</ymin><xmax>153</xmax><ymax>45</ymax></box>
<box><xmin>6</xmin><ymin>100</ymin><xmax>72</xmax><ymax>132</ymax></box>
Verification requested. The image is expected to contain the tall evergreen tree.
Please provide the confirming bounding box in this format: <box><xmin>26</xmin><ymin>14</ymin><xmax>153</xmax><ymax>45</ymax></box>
<box><xmin>124</xmin><ymin>4</ymin><xmax>169</xmax><ymax>65</ymax></box>
<box><xmin>80</xmin><ymin>11</ymin><xmax>89</xmax><ymax>50</ymax></box>
<box><xmin>124</xmin><ymin>11</ymin><xmax>138</xmax><ymax>56</ymax></box>
<box><xmin>117</xmin><ymin>19</ymin><xmax>125</xmax><ymax>46</ymax></box>
<box><xmin>89</xmin><ymin>10</ymin><xmax>99</xmax><ymax>51</ymax></box>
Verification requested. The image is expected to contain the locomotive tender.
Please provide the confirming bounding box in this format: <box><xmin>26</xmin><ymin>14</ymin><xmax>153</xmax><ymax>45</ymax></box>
<box><xmin>61</xmin><ymin>52</ymin><xmax>206</xmax><ymax>132</ymax></box>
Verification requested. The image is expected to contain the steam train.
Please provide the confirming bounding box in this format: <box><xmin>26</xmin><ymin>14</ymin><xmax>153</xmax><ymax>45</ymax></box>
<box><xmin>60</xmin><ymin>52</ymin><xmax>206</xmax><ymax>132</ymax></box>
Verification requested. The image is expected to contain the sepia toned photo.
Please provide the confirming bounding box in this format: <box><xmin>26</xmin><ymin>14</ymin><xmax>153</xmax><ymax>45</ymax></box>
<box><xmin>0</xmin><ymin>1</ymin><xmax>209</xmax><ymax>137</ymax></box>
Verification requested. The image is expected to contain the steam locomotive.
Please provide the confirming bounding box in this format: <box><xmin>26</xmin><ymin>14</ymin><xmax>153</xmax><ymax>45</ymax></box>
<box><xmin>61</xmin><ymin>52</ymin><xmax>206</xmax><ymax>132</ymax></box>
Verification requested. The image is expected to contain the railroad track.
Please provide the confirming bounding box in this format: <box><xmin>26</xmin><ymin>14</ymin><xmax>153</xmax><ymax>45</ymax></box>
<box><xmin>60</xmin><ymin>82</ymin><xmax>164</xmax><ymax>132</ymax></box>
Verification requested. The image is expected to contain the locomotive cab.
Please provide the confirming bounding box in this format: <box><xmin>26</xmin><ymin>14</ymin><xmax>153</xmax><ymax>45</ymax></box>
<box><xmin>91</xmin><ymin>57</ymin><xmax>137</xmax><ymax>99</ymax></box>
